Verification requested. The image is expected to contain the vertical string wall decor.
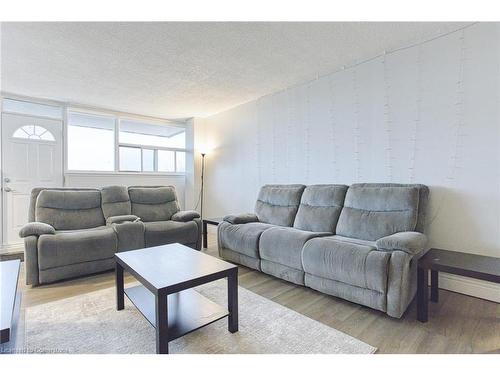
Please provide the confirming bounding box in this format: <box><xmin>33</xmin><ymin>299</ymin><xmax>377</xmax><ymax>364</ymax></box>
<box><xmin>305</xmin><ymin>82</ymin><xmax>311</xmax><ymax>183</ymax></box>
<box><xmin>447</xmin><ymin>29</ymin><xmax>467</xmax><ymax>184</ymax></box>
<box><xmin>271</xmin><ymin>93</ymin><xmax>277</xmax><ymax>182</ymax></box>
<box><xmin>256</xmin><ymin>97</ymin><xmax>262</xmax><ymax>186</ymax></box>
<box><xmin>426</xmin><ymin>30</ymin><xmax>468</xmax><ymax>227</ymax></box>
<box><xmin>285</xmin><ymin>88</ymin><xmax>292</xmax><ymax>183</ymax></box>
<box><xmin>409</xmin><ymin>44</ymin><xmax>423</xmax><ymax>183</ymax></box>
<box><xmin>382</xmin><ymin>52</ymin><xmax>394</xmax><ymax>182</ymax></box>
<box><xmin>328</xmin><ymin>74</ymin><xmax>339</xmax><ymax>181</ymax></box>
<box><xmin>352</xmin><ymin>67</ymin><xmax>362</xmax><ymax>182</ymax></box>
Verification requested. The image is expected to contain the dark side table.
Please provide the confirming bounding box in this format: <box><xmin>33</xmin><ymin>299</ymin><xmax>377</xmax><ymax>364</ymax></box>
<box><xmin>202</xmin><ymin>217</ymin><xmax>223</xmax><ymax>248</ymax></box>
<box><xmin>417</xmin><ymin>248</ymin><xmax>500</xmax><ymax>322</ymax></box>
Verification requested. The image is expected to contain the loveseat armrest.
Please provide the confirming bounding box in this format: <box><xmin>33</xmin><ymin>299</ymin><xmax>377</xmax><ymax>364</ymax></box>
<box><xmin>376</xmin><ymin>231</ymin><xmax>428</xmax><ymax>256</ymax></box>
<box><xmin>106</xmin><ymin>215</ymin><xmax>141</xmax><ymax>225</ymax></box>
<box><xmin>19</xmin><ymin>222</ymin><xmax>55</xmax><ymax>238</ymax></box>
<box><xmin>171</xmin><ymin>210</ymin><xmax>200</xmax><ymax>222</ymax></box>
<box><xmin>223</xmin><ymin>213</ymin><xmax>259</xmax><ymax>225</ymax></box>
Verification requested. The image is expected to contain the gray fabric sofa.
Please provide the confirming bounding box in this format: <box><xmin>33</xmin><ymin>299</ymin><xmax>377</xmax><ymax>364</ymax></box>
<box><xmin>218</xmin><ymin>183</ymin><xmax>429</xmax><ymax>318</ymax></box>
<box><xmin>20</xmin><ymin>185</ymin><xmax>201</xmax><ymax>286</ymax></box>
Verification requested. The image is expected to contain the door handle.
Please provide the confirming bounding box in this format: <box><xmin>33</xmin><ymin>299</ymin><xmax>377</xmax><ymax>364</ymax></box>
<box><xmin>4</xmin><ymin>187</ymin><xmax>12</xmax><ymax>192</ymax></box>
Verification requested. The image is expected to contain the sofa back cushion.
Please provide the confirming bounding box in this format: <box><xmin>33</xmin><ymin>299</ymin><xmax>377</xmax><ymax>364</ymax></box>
<box><xmin>336</xmin><ymin>184</ymin><xmax>425</xmax><ymax>241</ymax></box>
<box><xmin>254</xmin><ymin>184</ymin><xmax>305</xmax><ymax>227</ymax></box>
<box><xmin>293</xmin><ymin>184</ymin><xmax>348</xmax><ymax>232</ymax></box>
<box><xmin>35</xmin><ymin>190</ymin><xmax>105</xmax><ymax>230</ymax></box>
<box><xmin>101</xmin><ymin>185</ymin><xmax>131</xmax><ymax>219</ymax></box>
<box><xmin>29</xmin><ymin>187</ymin><xmax>98</xmax><ymax>222</ymax></box>
<box><xmin>128</xmin><ymin>186</ymin><xmax>180</xmax><ymax>222</ymax></box>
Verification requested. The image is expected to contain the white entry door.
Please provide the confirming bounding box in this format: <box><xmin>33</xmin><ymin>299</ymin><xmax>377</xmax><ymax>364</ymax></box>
<box><xmin>2</xmin><ymin>113</ymin><xmax>63</xmax><ymax>245</ymax></box>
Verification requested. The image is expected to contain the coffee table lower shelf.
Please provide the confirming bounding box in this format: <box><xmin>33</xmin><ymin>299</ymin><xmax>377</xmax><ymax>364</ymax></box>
<box><xmin>125</xmin><ymin>285</ymin><xmax>229</xmax><ymax>342</ymax></box>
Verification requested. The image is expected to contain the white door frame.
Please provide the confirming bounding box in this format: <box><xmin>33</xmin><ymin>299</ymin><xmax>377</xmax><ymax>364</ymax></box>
<box><xmin>0</xmin><ymin>94</ymin><xmax>65</xmax><ymax>246</ymax></box>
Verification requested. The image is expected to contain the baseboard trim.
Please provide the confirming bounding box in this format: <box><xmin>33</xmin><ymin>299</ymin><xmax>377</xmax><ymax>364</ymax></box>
<box><xmin>439</xmin><ymin>273</ymin><xmax>500</xmax><ymax>303</ymax></box>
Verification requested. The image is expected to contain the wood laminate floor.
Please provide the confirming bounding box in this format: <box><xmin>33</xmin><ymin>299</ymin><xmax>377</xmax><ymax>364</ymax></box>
<box><xmin>10</xmin><ymin>227</ymin><xmax>500</xmax><ymax>354</ymax></box>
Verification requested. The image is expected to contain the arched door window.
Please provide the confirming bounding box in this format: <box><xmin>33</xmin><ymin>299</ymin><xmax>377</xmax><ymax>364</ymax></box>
<box><xmin>12</xmin><ymin>125</ymin><xmax>55</xmax><ymax>141</ymax></box>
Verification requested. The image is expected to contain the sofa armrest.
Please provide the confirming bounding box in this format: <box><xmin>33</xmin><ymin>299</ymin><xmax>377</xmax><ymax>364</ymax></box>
<box><xmin>376</xmin><ymin>231</ymin><xmax>428</xmax><ymax>256</ymax></box>
<box><xmin>19</xmin><ymin>222</ymin><xmax>55</xmax><ymax>238</ymax></box>
<box><xmin>24</xmin><ymin>235</ymin><xmax>40</xmax><ymax>285</ymax></box>
<box><xmin>223</xmin><ymin>213</ymin><xmax>259</xmax><ymax>225</ymax></box>
<box><xmin>106</xmin><ymin>215</ymin><xmax>141</xmax><ymax>225</ymax></box>
<box><xmin>171</xmin><ymin>210</ymin><xmax>200</xmax><ymax>222</ymax></box>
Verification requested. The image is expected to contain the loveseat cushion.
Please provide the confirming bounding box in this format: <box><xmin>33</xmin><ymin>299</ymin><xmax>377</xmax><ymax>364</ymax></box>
<box><xmin>35</xmin><ymin>190</ymin><xmax>105</xmax><ymax>230</ymax></box>
<box><xmin>254</xmin><ymin>184</ymin><xmax>305</xmax><ymax>227</ymax></box>
<box><xmin>218</xmin><ymin>221</ymin><xmax>276</xmax><ymax>258</ymax></box>
<box><xmin>37</xmin><ymin>227</ymin><xmax>117</xmax><ymax>270</ymax></box>
<box><xmin>129</xmin><ymin>186</ymin><xmax>180</xmax><ymax>222</ymax></box>
<box><xmin>336</xmin><ymin>185</ymin><xmax>420</xmax><ymax>241</ymax></box>
<box><xmin>260</xmin><ymin>227</ymin><xmax>330</xmax><ymax>270</ymax></box>
<box><xmin>302</xmin><ymin>236</ymin><xmax>391</xmax><ymax>293</ymax></box>
<box><xmin>143</xmin><ymin>220</ymin><xmax>198</xmax><ymax>247</ymax></box>
<box><xmin>101</xmin><ymin>185</ymin><xmax>131</xmax><ymax>219</ymax></box>
<box><xmin>293</xmin><ymin>184</ymin><xmax>348</xmax><ymax>232</ymax></box>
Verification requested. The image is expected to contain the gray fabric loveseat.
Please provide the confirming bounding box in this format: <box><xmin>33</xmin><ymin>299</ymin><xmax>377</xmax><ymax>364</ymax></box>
<box><xmin>218</xmin><ymin>183</ymin><xmax>429</xmax><ymax>318</ymax></box>
<box><xmin>20</xmin><ymin>185</ymin><xmax>201</xmax><ymax>286</ymax></box>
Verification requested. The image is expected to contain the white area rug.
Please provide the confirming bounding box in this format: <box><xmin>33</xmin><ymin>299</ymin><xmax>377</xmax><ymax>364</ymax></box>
<box><xmin>25</xmin><ymin>280</ymin><xmax>376</xmax><ymax>354</ymax></box>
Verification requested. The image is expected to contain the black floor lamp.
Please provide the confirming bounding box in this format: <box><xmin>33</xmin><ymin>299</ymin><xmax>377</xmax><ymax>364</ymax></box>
<box><xmin>200</xmin><ymin>152</ymin><xmax>206</xmax><ymax>221</ymax></box>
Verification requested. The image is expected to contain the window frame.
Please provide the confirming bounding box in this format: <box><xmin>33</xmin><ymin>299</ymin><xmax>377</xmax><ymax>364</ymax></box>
<box><xmin>65</xmin><ymin>108</ymin><xmax>188</xmax><ymax>175</ymax></box>
<box><xmin>117</xmin><ymin>117</ymin><xmax>187</xmax><ymax>174</ymax></box>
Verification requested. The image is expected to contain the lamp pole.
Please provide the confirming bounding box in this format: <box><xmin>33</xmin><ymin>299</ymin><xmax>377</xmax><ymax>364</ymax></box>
<box><xmin>200</xmin><ymin>153</ymin><xmax>205</xmax><ymax>221</ymax></box>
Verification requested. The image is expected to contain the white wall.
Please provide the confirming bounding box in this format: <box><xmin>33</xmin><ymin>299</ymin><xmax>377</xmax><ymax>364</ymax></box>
<box><xmin>65</xmin><ymin>173</ymin><xmax>186</xmax><ymax>209</ymax></box>
<box><xmin>199</xmin><ymin>23</ymin><xmax>500</xmax><ymax>301</ymax></box>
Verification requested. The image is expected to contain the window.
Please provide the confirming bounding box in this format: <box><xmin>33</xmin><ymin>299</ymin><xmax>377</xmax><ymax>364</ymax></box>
<box><xmin>3</xmin><ymin>99</ymin><xmax>62</xmax><ymax>119</ymax></box>
<box><xmin>67</xmin><ymin>112</ymin><xmax>115</xmax><ymax>171</ymax></box>
<box><xmin>158</xmin><ymin>150</ymin><xmax>175</xmax><ymax>172</ymax></box>
<box><xmin>65</xmin><ymin>109</ymin><xmax>187</xmax><ymax>174</ymax></box>
<box><xmin>118</xmin><ymin>119</ymin><xmax>186</xmax><ymax>173</ymax></box>
<box><xmin>119</xmin><ymin>146</ymin><xmax>141</xmax><ymax>172</ymax></box>
<box><xmin>12</xmin><ymin>125</ymin><xmax>55</xmax><ymax>141</ymax></box>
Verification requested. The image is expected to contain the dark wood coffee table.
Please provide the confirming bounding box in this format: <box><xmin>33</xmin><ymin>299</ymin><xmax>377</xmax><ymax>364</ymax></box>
<box><xmin>115</xmin><ymin>243</ymin><xmax>238</xmax><ymax>354</ymax></box>
<box><xmin>417</xmin><ymin>248</ymin><xmax>500</xmax><ymax>322</ymax></box>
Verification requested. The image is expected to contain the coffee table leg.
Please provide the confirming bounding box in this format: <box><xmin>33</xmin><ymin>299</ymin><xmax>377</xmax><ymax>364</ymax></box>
<box><xmin>430</xmin><ymin>270</ymin><xmax>439</xmax><ymax>303</ymax></box>
<box><xmin>155</xmin><ymin>290</ymin><xmax>169</xmax><ymax>354</ymax></box>
<box><xmin>227</xmin><ymin>269</ymin><xmax>238</xmax><ymax>333</ymax></box>
<box><xmin>417</xmin><ymin>266</ymin><xmax>428</xmax><ymax>322</ymax></box>
<box><xmin>116</xmin><ymin>263</ymin><xmax>124</xmax><ymax>311</ymax></box>
<box><xmin>203</xmin><ymin>221</ymin><xmax>208</xmax><ymax>248</ymax></box>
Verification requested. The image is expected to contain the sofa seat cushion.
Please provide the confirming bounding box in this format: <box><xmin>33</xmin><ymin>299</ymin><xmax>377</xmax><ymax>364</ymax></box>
<box><xmin>260</xmin><ymin>227</ymin><xmax>331</xmax><ymax>270</ymax></box>
<box><xmin>302</xmin><ymin>237</ymin><xmax>391</xmax><ymax>293</ymax></box>
<box><xmin>329</xmin><ymin>235</ymin><xmax>376</xmax><ymax>248</ymax></box>
<box><xmin>143</xmin><ymin>220</ymin><xmax>198</xmax><ymax>247</ymax></box>
<box><xmin>38</xmin><ymin>226</ymin><xmax>117</xmax><ymax>270</ymax></box>
<box><xmin>218</xmin><ymin>221</ymin><xmax>276</xmax><ymax>258</ymax></box>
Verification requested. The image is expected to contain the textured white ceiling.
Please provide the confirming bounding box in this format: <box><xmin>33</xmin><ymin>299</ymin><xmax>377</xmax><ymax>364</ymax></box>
<box><xmin>1</xmin><ymin>22</ymin><xmax>470</xmax><ymax>119</ymax></box>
